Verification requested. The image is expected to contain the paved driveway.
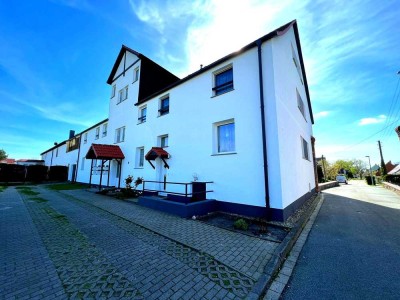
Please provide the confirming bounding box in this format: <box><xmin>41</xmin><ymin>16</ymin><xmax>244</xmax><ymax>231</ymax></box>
<box><xmin>0</xmin><ymin>185</ymin><xmax>278</xmax><ymax>299</ymax></box>
<box><xmin>281</xmin><ymin>180</ymin><xmax>400</xmax><ymax>299</ymax></box>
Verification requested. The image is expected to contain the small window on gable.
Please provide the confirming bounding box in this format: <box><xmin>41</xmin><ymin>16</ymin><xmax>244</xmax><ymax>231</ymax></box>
<box><xmin>301</xmin><ymin>137</ymin><xmax>309</xmax><ymax>160</ymax></box>
<box><xmin>111</xmin><ymin>84</ymin><xmax>116</xmax><ymax>98</ymax></box>
<box><xmin>95</xmin><ymin>127</ymin><xmax>100</xmax><ymax>140</ymax></box>
<box><xmin>133</xmin><ymin>68</ymin><xmax>139</xmax><ymax>83</ymax></box>
<box><xmin>136</xmin><ymin>147</ymin><xmax>144</xmax><ymax>168</ymax></box>
<box><xmin>138</xmin><ymin>106</ymin><xmax>147</xmax><ymax>124</ymax></box>
<box><xmin>292</xmin><ymin>43</ymin><xmax>303</xmax><ymax>85</ymax></box>
<box><xmin>159</xmin><ymin>96</ymin><xmax>169</xmax><ymax>116</ymax></box>
<box><xmin>213</xmin><ymin>65</ymin><xmax>233</xmax><ymax>96</ymax></box>
<box><xmin>297</xmin><ymin>89</ymin><xmax>306</xmax><ymax>120</ymax></box>
<box><xmin>118</xmin><ymin>86</ymin><xmax>128</xmax><ymax>103</ymax></box>
<box><xmin>159</xmin><ymin>135</ymin><xmax>169</xmax><ymax>148</ymax></box>
<box><xmin>83</xmin><ymin>132</ymin><xmax>88</xmax><ymax>144</ymax></box>
<box><xmin>115</xmin><ymin>126</ymin><xmax>125</xmax><ymax>143</ymax></box>
<box><xmin>102</xmin><ymin>123</ymin><xmax>108</xmax><ymax>137</ymax></box>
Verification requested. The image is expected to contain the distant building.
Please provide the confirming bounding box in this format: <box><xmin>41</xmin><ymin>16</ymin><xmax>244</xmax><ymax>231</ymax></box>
<box><xmin>16</xmin><ymin>159</ymin><xmax>45</xmax><ymax>166</ymax></box>
<box><xmin>0</xmin><ymin>158</ymin><xmax>16</xmax><ymax>164</ymax></box>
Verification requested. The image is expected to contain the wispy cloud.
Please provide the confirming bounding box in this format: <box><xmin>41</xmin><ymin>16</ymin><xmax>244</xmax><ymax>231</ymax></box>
<box><xmin>314</xmin><ymin>111</ymin><xmax>331</xmax><ymax>120</ymax></box>
<box><xmin>359</xmin><ymin>115</ymin><xmax>387</xmax><ymax>126</ymax></box>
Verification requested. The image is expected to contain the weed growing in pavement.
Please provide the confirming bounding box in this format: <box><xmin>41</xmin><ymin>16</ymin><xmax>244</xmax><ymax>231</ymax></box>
<box><xmin>46</xmin><ymin>183</ymin><xmax>89</xmax><ymax>191</ymax></box>
<box><xmin>30</xmin><ymin>197</ymin><xmax>48</xmax><ymax>203</ymax></box>
<box><xmin>233</xmin><ymin>219</ymin><xmax>249</xmax><ymax>231</ymax></box>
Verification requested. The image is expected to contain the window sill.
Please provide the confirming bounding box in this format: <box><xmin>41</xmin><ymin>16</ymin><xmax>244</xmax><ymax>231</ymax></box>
<box><xmin>211</xmin><ymin>88</ymin><xmax>234</xmax><ymax>98</ymax></box>
<box><xmin>134</xmin><ymin>167</ymin><xmax>144</xmax><ymax>169</ymax></box>
<box><xmin>211</xmin><ymin>152</ymin><xmax>237</xmax><ymax>156</ymax></box>
<box><xmin>158</xmin><ymin>113</ymin><xmax>169</xmax><ymax>117</ymax></box>
<box><xmin>137</xmin><ymin>121</ymin><xmax>146</xmax><ymax>125</ymax></box>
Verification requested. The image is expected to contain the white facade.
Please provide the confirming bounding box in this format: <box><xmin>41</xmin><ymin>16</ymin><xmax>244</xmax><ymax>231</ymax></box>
<box><xmin>41</xmin><ymin>21</ymin><xmax>315</xmax><ymax>220</ymax></box>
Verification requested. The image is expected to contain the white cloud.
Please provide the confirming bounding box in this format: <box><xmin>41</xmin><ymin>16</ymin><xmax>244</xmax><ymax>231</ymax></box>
<box><xmin>358</xmin><ymin>115</ymin><xmax>387</xmax><ymax>126</ymax></box>
<box><xmin>314</xmin><ymin>111</ymin><xmax>330</xmax><ymax>120</ymax></box>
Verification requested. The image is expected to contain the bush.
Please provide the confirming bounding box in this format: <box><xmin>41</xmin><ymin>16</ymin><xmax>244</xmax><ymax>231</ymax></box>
<box><xmin>365</xmin><ymin>175</ymin><xmax>376</xmax><ymax>185</ymax></box>
<box><xmin>233</xmin><ymin>218</ymin><xmax>249</xmax><ymax>231</ymax></box>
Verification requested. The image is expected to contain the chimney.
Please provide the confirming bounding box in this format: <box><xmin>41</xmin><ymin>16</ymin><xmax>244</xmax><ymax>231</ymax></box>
<box><xmin>69</xmin><ymin>130</ymin><xmax>75</xmax><ymax>139</ymax></box>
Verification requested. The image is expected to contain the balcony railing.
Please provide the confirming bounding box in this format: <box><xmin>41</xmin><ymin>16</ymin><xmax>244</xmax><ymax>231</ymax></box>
<box><xmin>142</xmin><ymin>180</ymin><xmax>213</xmax><ymax>200</ymax></box>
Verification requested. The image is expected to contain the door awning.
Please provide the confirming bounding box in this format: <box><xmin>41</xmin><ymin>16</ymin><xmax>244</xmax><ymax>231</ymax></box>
<box><xmin>85</xmin><ymin>144</ymin><xmax>125</xmax><ymax>160</ymax></box>
<box><xmin>145</xmin><ymin>147</ymin><xmax>170</xmax><ymax>169</ymax></box>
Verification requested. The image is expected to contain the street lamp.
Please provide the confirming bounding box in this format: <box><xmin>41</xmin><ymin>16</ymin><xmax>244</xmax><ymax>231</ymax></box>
<box><xmin>365</xmin><ymin>155</ymin><xmax>374</xmax><ymax>185</ymax></box>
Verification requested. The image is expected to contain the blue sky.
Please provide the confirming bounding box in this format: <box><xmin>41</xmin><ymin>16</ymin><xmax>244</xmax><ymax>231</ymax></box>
<box><xmin>1</xmin><ymin>0</ymin><xmax>400</xmax><ymax>166</ymax></box>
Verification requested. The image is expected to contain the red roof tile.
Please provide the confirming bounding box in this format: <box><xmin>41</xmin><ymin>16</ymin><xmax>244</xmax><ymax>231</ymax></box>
<box><xmin>85</xmin><ymin>144</ymin><xmax>125</xmax><ymax>160</ymax></box>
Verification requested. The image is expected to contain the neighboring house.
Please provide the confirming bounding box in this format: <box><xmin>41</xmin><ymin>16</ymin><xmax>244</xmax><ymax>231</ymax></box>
<box><xmin>376</xmin><ymin>160</ymin><xmax>398</xmax><ymax>176</ymax></box>
<box><xmin>388</xmin><ymin>164</ymin><xmax>400</xmax><ymax>175</ymax></box>
<box><xmin>0</xmin><ymin>158</ymin><xmax>16</xmax><ymax>164</ymax></box>
<box><xmin>40</xmin><ymin>20</ymin><xmax>315</xmax><ymax>221</ymax></box>
<box><xmin>16</xmin><ymin>159</ymin><xmax>45</xmax><ymax>166</ymax></box>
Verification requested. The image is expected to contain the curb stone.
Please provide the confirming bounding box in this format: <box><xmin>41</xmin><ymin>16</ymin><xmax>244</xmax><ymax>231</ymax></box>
<box><xmin>246</xmin><ymin>193</ymin><xmax>323</xmax><ymax>300</ymax></box>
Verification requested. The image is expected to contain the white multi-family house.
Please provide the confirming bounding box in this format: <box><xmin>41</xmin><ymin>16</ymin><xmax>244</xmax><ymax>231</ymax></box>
<box><xmin>41</xmin><ymin>20</ymin><xmax>316</xmax><ymax>221</ymax></box>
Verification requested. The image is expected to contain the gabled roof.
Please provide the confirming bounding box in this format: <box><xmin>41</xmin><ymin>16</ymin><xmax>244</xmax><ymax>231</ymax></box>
<box><xmin>388</xmin><ymin>164</ymin><xmax>400</xmax><ymax>175</ymax></box>
<box><xmin>106</xmin><ymin>45</ymin><xmax>179</xmax><ymax>85</ymax></box>
<box><xmin>85</xmin><ymin>144</ymin><xmax>125</xmax><ymax>160</ymax></box>
<box><xmin>132</xmin><ymin>20</ymin><xmax>314</xmax><ymax>124</ymax></box>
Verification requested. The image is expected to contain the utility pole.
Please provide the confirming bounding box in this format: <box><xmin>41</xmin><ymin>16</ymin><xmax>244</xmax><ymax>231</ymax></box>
<box><xmin>377</xmin><ymin>140</ymin><xmax>387</xmax><ymax>175</ymax></box>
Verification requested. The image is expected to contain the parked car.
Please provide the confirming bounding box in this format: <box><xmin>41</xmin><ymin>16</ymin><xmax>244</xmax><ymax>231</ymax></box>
<box><xmin>336</xmin><ymin>174</ymin><xmax>348</xmax><ymax>184</ymax></box>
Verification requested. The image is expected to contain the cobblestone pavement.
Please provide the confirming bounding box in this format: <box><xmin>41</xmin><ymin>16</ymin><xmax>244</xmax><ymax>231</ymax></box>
<box><xmin>1</xmin><ymin>186</ymin><xmax>279</xmax><ymax>299</ymax></box>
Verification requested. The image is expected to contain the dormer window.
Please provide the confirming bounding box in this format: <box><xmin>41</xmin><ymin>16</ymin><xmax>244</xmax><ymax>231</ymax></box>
<box><xmin>159</xmin><ymin>96</ymin><xmax>169</xmax><ymax>116</ymax></box>
<box><xmin>133</xmin><ymin>68</ymin><xmax>139</xmax><ymax>83</ymax></box>
<box><xmin>118</xmin><ymin>86</ymin><xmax>128</xmax><ymax>104</ymax></box>
<box><xmin>111</xmin><ymin>84</ymin><xmax>116</xmax><ymax>98</ymax></box>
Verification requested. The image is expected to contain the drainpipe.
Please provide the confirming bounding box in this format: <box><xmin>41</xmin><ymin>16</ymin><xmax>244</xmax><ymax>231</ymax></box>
<box><xmin>256</xmin><ymin>39</ymin><xmax>270</xmax><ymax>211</ymax></box>
<box><xmin>75</xmin><ymin>135</ymin><xmax>82</xmax><ymax>183</ymax></box>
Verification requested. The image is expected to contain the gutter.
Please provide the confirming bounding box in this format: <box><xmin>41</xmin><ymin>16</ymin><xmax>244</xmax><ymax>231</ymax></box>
<box><xmin>256</xmin><ymin>39</ymin><xmax>270</xmax><ymax>212</ymax></box>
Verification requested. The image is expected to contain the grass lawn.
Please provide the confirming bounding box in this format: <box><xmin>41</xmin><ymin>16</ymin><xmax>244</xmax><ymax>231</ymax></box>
<box><xmin>0</xmin><ymin>186</ymin><xmax>7</xmax><ymax>192</ymax></box>
<box><xmin>15</xmin><ymin>186</ymin><xmax>40</xmax><ymax>196</ymax></box>
<box><xmin>46</xmin><ymin>183</ymin><xmax>89</xmax><ymax>191</ymax></box>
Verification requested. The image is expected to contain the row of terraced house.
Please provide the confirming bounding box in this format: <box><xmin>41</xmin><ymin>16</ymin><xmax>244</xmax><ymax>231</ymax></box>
<box><xmin>41</xmin><ymin>20</ymin><xmax>317</xmax><ymax>221</ymax></box>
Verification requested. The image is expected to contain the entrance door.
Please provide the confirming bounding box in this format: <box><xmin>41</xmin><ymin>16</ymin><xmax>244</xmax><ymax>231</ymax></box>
<box><xmin>156</xmin><ymin>158</ymin><xmax>168</xmax><ymax>196</ymax></box>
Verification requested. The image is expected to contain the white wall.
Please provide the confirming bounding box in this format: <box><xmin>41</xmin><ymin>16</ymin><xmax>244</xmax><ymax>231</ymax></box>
<box><xmin>265</xmin><ymin>27</ymin><xmax>315</xmax><ymax>210</ymax></box>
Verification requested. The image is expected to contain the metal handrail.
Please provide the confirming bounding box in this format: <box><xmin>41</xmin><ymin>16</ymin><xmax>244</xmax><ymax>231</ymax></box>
<box><xmin>142</xmin><ymin>180</ymin><xmax>213</xmax><ymax>199</ymax></box>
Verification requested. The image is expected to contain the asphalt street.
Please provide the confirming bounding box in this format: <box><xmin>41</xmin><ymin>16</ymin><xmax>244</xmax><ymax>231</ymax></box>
<box><xmin>282</xmin><ymin>180</ymin><xmax>400</xmax><ymax>300</ymax></box>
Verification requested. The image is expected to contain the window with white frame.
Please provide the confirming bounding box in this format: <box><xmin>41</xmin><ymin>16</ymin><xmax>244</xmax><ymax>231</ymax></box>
<box><xmin>56</xmin><ymin>148</ymin><xmax>58</xmax><ymax>157</ymax></box>
<box><xmin>133</xmin><ymin>68</ymin><xmax>139</xmax><ymax>83</ymax></box>
<box><xmin>214</xmin><ymin>119</ymin><xmax>235</xmax><ymax>153</ymax></box>
<box><xmin>95</xmin><ymin>127</ymin><xmax>100</xmax><ymax>139</ymax></box>
<box><xmin>136</xmin><ymin>147</ymin><xmax>145</xmax><ymax>168</ymax></box>
<box><xmin>301</xmin><ymin>137</ymin><xmax>309</xmax><ymax>160</ymax></box>
<box><xmin>83</xmin><ymin>132</ymin><xmax>88</xmax><ymax>144</ymax></box>
<box><xmin>102</xmin><ymin>123</ymin><xmax>108</xmax><ymax>137</ymax></box>
<box><xmin>111</xmin><ymin>84</ymin><xmax>116</xmax><ymax>98</ymax></box>
<box><xmin>118</xmin><ymin>86</ymin><xmax>128</xmax><ymax>103</ymax></box>
<box><xmin>159</xmin><ymin>135</ymin><xmax>168</xmax><ymax>148</ymax></box>
<box><xmin>292</xmin><ymin>43</ymin><xmax>303</xmax><ymax>84</ymax></box>
<box><xmin>297</xmin><ymin>89</ymin><xmax>306</xmax><ymax>119</ymax></box>
<box><xmin>138</xmin><ymin>106</ymin><xmax>147</xmax><ymax>123</ymax></box>
<box><xmin>213</xmin><ymin>65</ymin><xmax>233</xmax><ymax>96</ymax></box>
<box><xmin>159</xmin><ymin>96</ymin><xmax>169</xmax><ymax>116</ymax></box>
<box><xmin>115</xmin><ymin>126</ymin><xmax>125</xmax><ymax>143</ymax></box>
<box><xmin>81</xmin><ymin>157</ymin><xmax>85</xmax><ymax>170</ymax></box>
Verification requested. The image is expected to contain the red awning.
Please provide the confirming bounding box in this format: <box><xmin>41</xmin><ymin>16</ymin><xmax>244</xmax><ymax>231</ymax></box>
<box><xmin>85</xmin><ymin>144</ymin><xmax>125</xmax><ymax>160</ymax></box>
<box><xmin>145</xmin><ymin>147</ymin><xmax>169</xmax><ymax>160</ymax></box>
<box><xmin>145</xmin><ymin>147</ymin><xmax>170</xmax><ymax>169</ymax></box>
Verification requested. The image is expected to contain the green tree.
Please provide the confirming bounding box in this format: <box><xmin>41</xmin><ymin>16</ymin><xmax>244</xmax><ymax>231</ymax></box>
<box><xmin>0</xmin><ymin>149</ymin><xmax>7</xmax><ymax>161</ymax></box>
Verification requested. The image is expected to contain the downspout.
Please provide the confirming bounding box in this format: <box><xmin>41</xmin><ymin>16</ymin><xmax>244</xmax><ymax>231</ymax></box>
<box><xmin>256</xmin><ymin>39</ymin><xmax>270</xmax><ymax>212</ymax></box>
<box><xmin>75</xmin><ymin>136</ymin><xmax>82</xmax><ymax>183</ymax></box>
